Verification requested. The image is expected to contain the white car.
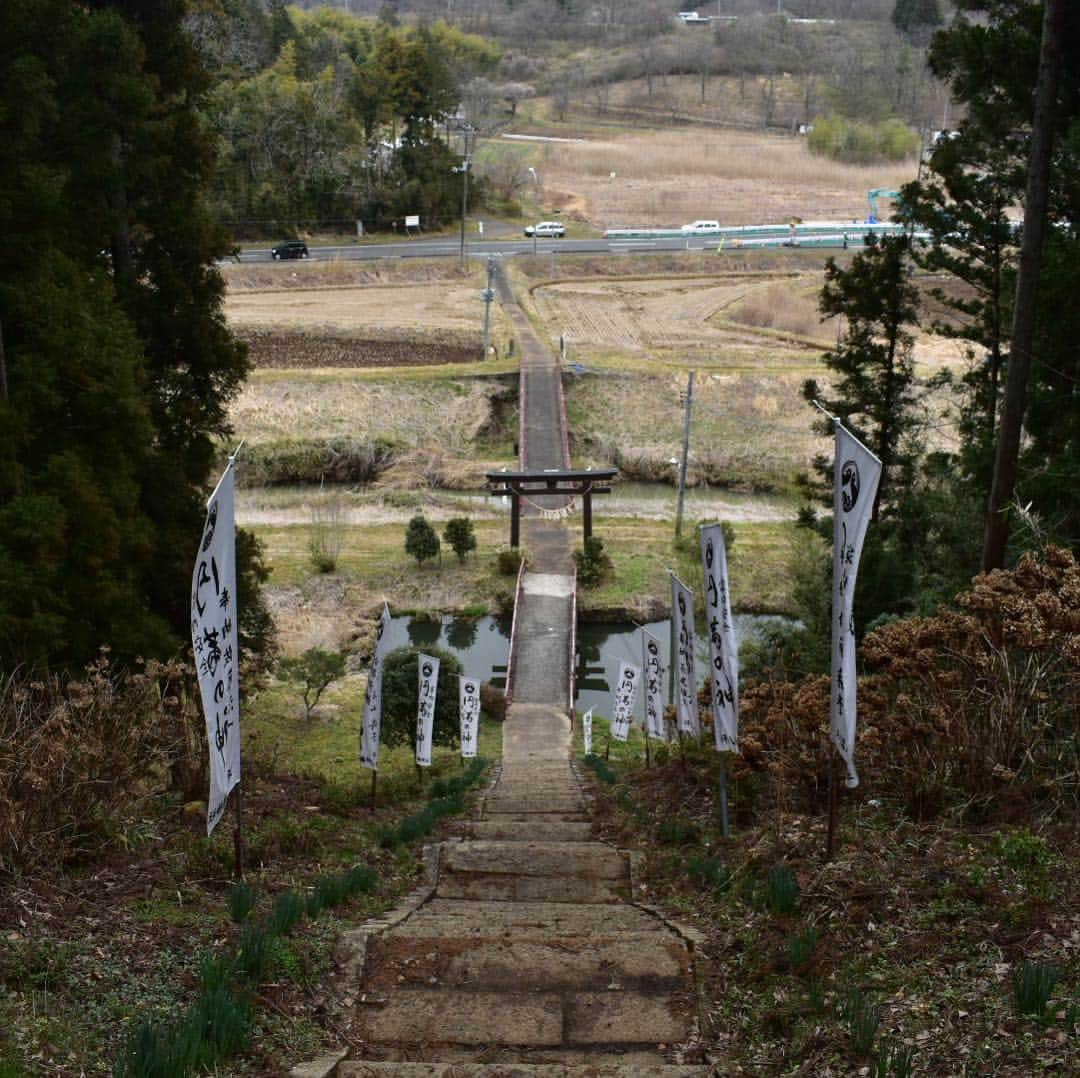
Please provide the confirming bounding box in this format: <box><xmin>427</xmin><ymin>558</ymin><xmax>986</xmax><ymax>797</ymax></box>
<box><xmin>681</xmin><ymin>220</ymin><xmax>721</xmax><ymax>234</ymax></box>
<box><xmin>524</xmin><ymin>221</ymin><xmax>566</xmax><ymax>238</ymax></box>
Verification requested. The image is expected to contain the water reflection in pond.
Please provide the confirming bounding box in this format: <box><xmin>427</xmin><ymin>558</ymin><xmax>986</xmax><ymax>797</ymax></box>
<box><xmin>386</xmin><ymin>613</ymin><xmax>790</xmax><ymax>719</ymax></box>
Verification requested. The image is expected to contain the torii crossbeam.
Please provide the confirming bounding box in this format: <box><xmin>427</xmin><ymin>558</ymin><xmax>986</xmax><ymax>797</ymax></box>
<box><xmin>485</xmin><ymin>467</ymin><xmax>618</xmax><ymax>548</ymax></box>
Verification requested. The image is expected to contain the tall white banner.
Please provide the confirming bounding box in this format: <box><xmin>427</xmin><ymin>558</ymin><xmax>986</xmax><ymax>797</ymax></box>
<box><xmin>360</xmin><ymin>601</ymin><xmax>392</xmax><ymax>771</ymax></box>
<box><xmin>642</xmin><ymin>628</ymin><xmax>667</xmax><ymax>742</ymax></box>
<box><xmin>191</xmin><ymin>460</ymin><xmax>241</xmax><ymax>836</ymax></box>
<box><xmin>582</xmin><ymin>708</ymin><xmax>593</xmax><ymax>756</ymax></box>
<box><xmin>610</xmin><ymin>661</ymin><xmax>640</xmax><ymax>742</ymax></box>
<box><xmin>459</xmin><ymin>676</ymin><xmax>480</xmax><ymax>758</ymax></box>
<box><xmin>831</xmin><ymin>422</ymin><xmax>882</xmax><ymax>788</ymax></box>
<box><xmin>700</xmin><ymin>524</ymin><xmax>739</xmax><ymax>753</ymax></box>
<box><xmin>415</xmin><ymin>653</ymin><xmax>440</xmax><ymax>767</ymax></box>
<box><xmin>671</xmin><ymin>573</ymin><xmax>700</xmax><ymax>738</ymax></box>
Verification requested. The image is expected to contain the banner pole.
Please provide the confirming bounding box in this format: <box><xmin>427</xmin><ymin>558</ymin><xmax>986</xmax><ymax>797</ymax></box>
<box><xmin>717</xmin><ymin>760</ymin><xmax>731</xmax><ymax>839</ymax></box>
<box><xmin>639</xmin><ymin>626</ymin><xmax>651</xmax><ymax>768</ymax></box>
<box><xmin>370</xmin><ymin>770</ymin><xmax>378</xmax><ymax>812</ymax></box>
<box><xmin>232</xmin><ymin>782</ymin><xmax>245</xmax><ymax>881</ymax></box>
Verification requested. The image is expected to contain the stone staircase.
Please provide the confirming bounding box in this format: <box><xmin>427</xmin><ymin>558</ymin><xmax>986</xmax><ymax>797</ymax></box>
<box><xmin>303</xmin><ymin>702</ymin><xmax>709</xmax><ymax>1078</ymax></box>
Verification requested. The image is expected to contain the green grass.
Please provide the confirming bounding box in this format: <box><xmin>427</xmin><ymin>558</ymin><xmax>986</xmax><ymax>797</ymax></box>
<box><xmin>245</xmin><ymin>675</ymin><xmax>503</xmax><ymax>789</ymax></box>
<box><xmin>577</xmin><ymin>518</ymin><xmax>799</xmax><ymax>617</ymax></box>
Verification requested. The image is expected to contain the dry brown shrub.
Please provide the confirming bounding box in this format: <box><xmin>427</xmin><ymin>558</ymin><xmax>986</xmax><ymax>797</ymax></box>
<box><xmin>728</xmin><ymin>282</ymin><xmax>831</xmax><ymax>341</ymax></box>
<box><xmin>729</xmin><ymin>547</ymin><xmax>1079</xmax><ymax>820</ymax></box>
<box><xmin>0</xmin><ymin>654</ymin><xmax>206</xmax><ymax>874</ymax></box>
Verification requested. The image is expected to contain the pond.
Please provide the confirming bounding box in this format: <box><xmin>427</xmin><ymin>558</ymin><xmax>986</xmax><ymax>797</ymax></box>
<box><xmin>383</xmin><ymin>612</ymin><xmax>791</xmax><ymax>720</ymax></box>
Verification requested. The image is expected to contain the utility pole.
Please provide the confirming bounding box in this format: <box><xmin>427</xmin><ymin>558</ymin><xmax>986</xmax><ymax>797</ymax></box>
<box><xmin>674</xmin><ymin>371</ymin><xmax>695</xmax><ymax>540</ymax></box>
<box><xmin>481</xmin><ymin>257</ymin><xmax>496</xmax><ymax>360</ymax></box>
<box><xmin>528</xmin><ymin>166</ymin><xmax>540</xmax><ymax>257</ymax></box>
<box><xmin>457</xmin><ymin>124</ymin><xmax>475</xmax><ymax>266</ymax></box>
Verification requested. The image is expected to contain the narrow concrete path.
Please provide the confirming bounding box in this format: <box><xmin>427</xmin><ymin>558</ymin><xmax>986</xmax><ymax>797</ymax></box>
<box><xmin>303</xmin><ymin>267</ymin><xmax>708</xmax><ymax>1077</ymax></box>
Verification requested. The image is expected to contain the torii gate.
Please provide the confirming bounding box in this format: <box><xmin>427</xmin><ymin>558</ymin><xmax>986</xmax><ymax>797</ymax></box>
<box><xmin>485</xmin><ymin>467</ymin><xmax>618</xmax><ymax>548</ymax></box>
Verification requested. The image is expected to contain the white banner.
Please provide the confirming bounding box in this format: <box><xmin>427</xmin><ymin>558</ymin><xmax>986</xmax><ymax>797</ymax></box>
<box><xmin>830</xmin><ymin>422</ymin><xmax>882</xmax><ymax>788</ymax></box>
<box><xmin>642</xmin><ymin>628</ymin><xmax>667</xmax><ymax>742</ymax></box>
<box><xmin>415</xmin><ymin>653</ymin><xmax>440</xmax><ymax>767</ymax></box>
<box><xmin>671</xmin><ymin>573</ymin><xmax>700</xmax><ymax>738</ymax></box>
<box><xmin>459</xmin><ymin>676</ymin><xmax>480</xmax><ymax>758</ymax></box>
<box><xmin>700</xmin><ymin>524</ymin><xmax>739</xmax><ymax>753</ymax></box>
<box><xmin>610</xmin><ymin>661</ymin><xmax>640</xmax><ymax>742</ymax></box>
<box><xmin>191</xmin><ymin>460</ymin><xmax>241</xmax><ymax>836</ymax></box>
<box><xmin>360</xmin><ymin>601</ymin><xmax>392</xmax><ymax>771</ymax></box>
<box><xmin>582</xmin><ymin>708</ymin><xmax>593</xmax><ymax>756</ymax></box>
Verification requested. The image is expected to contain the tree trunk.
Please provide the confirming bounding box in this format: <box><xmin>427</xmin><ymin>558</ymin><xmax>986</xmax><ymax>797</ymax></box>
<box><xmin>982</xmin><ymin>0</ymin><xmax>1066</xmax><ymax>571</ymax></box>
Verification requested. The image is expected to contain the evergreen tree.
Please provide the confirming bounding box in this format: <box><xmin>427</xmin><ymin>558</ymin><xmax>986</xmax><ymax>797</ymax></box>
<box><xmin>893</xmin><ymin>0</ymin><xmax>943</xmax><ymax>38</ymax></box>
<box><xmin>443</xmin><ymin>518</ymin><xmax>477</xmax><ymax>562</ymax></box>
<box><xmin>803</xmin><ymin>234</ymin><xmax>925</xmax><ymax>520</ymax></box>
<box><xmin>379</xmin><ymin>645</ymin><xmax>463</xmax><ymax>751</ymax></box>
<box><xmin>913</xmin><ymin>0</ymin><xmax>1080</xmax><ymax>560</ymax></box>
<box><xmin>405</xmin><ymin>514</ymin><xmax>441</xmax><ymax>566</ymax></box>
<box><xmin>901</xmin><ymin>133</ymin><xmax>1017</xmax><ymax>493</ymax></box>
<box><xmin>0</xmin><ymin>0</ymin><xmax>252</xmax><ymax>671</ymax></box>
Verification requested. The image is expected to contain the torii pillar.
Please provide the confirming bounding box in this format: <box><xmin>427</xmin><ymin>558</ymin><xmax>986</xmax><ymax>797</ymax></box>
<box><xmin>485</xmin><ymin>468</ymin><xmax>618</xmax><ymax>548</ymax></box>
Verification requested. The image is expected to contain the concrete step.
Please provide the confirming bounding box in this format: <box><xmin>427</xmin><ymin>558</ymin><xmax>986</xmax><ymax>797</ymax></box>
<box><xmin>390</xmin><ymin>899</ymin><xmax>666</xmax><ymax>939</ymax></box>
<box><xmin>338</xmin><ymin>1064</ymin><xmax>710</xmax><ymax>1077</ymax></box>
<box><xmin>465</xmin><ymin>820</ymin><xmax>594</xmax><ymax>842</ymax></box>
<box><xmin>352</xmin><ymin>987</ymin><xmax>690</xmax><ymax>1049</ymax></box>
<box><xmin>441</xmin><ymin>842</ymin><xmax>624</xmax><ymax>878</ymax></box>
<box><xmin>364</xmin><ymin>933</ymin><xmax>690</xmax><ymax>991</ymax></box>
<box><xmin>481</xmin><ymin>798</ymin><xmax>586</xmax><ymax>816</ymax></box>
<box><xmin>436</xmin><ymin>842</ymin><xmax>629</xmax><ymax>903</ymax></box>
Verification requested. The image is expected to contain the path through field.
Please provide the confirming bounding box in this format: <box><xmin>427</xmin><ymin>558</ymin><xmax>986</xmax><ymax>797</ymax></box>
<box><xmin>294</xmin><ymin>270</ymin><xmax>709</xmax><ymax>1078</ymax></box>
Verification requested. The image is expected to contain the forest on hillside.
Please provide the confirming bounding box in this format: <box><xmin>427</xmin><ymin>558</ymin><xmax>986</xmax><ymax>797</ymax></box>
<box><xmin>185</xmin><ymin>0</ymin><xmax>948</xmax><ymax>234</ymax></box>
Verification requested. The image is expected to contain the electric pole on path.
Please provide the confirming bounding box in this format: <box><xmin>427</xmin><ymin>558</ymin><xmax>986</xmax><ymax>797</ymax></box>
<box><xmin>481</xmin><ymin>256</ymin><xmax>496</xmax><ymax>359</ymax></box>
<box><xmin>675</xmin><ymin>371</ymin><xmax>695</xmax><ymax>540</ymax></box>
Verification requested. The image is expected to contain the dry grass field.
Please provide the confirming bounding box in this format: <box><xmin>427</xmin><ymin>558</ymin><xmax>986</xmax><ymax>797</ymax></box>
<box><xmin>221</xmin><ymin>122</ymin><xmax>965</xmax><ymax>635</ymax></box>
<box><xmin>532</xmin><ymin>124</ymin><xmax>917</xmax><ymax>229</ymax></box>
<box><xmin>224</xmin><ymin>258</ymin><xmax>512</xmax><ymax>343</ymax></box>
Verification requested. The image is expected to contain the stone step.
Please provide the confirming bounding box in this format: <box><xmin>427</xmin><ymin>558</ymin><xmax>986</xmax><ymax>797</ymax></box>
<box><xmin>338</xmin><ymin>1064</ymin><xmax>710</xmax><ymax>1077</ymax></box>
<box><xmin>481</xmin><ymin>798</ymin><xmax>586</xmax><ymax>816</ymax></box>
<box><xmin>436</xmin><ymin>842</ymin><xmax>629</xmax><ymax>903</ymax></box>
<box><xmin>473</xmin><ymin>812</ymin><xmax>590</xmax><ymax>825</ymax></box>
<box><xmin>364</xmin><ymin>934</ymin><xmax>690</xmax><ymax>991</ymax></box>
<box><xmin>392</xmin><ymin>899</ymin><xmax>665</xmax><ymax>938</ymax></box>
<box><xmin>442</xmin><ymin>842</ymin><xmax>623</xmax><ymax>878</ymax></box>
<box><xmin>352</xmin><ymin>987</ymin><xmax>690</xmax><ymax>1049</ymax></box>
<box><xmin>465</xmin><ymin>820</ymin><xmax>594</xmax><ymax>842</ymax></box>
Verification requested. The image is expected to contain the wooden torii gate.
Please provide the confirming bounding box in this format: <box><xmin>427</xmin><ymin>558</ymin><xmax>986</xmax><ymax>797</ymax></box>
<box><xmin>485</xmin><ymin>467</ymin><xmax>617</xmax><ymax>548</ymax></box>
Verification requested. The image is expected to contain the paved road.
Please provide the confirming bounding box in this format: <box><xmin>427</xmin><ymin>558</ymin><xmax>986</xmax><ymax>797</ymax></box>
<box><xmin>233</xmin><ymin>220</ymin><xmax>906</xmax><ymax>264</ymax></box>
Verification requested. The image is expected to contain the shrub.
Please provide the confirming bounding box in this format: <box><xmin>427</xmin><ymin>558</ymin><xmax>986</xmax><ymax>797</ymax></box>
<box><xmin>574</xmin><ymin>536</ymin><xmax>611</xmax><ymax>588</ymax></box>
<box><xmin>1012</xmin><ymin>959</ymin><xmax>1060</xmax><ymax>1020</ymax></box>
<box><xmin>269</xmin><ymin>892</ymin><xmax>305</xmax><ymax>936</ymax></box>
<box><xmin>378</xmin><ymin>645</ymin><xmax>463</xmax><ymax>751</ymax></box>
<box><xmin>840</xmin><ymin>986</ymin><xmax>881</xmax><ymax>1057</ymax></box>
<box><xmin>443</xmin><ymin>517</ymin><xmax>477</xmax><ymax>561</ymax></box>
<box><xmin>733</xmin><ymin>547</ymin><xmax>1080</xmax><ymax>820</ymax></box>
<box><xmin>496</xmin><ymin>548</ymin><xmax>523</xmax><ymax>575</ymax></box>
<box><xmin>765</xmin><ymin>865</ymin><xmax>799</xmax><ymax>915</ymax></box>
<box><xmin>808</xmin><ymin>113</ymin><xmax>919</xmax><ymax>165</ymax></box>
<box><xmin>584</xmin><ymin>753</ymin><xmax>616</xmax><ymax>784</ymax></box>
<box><xmin>227</xmin><ymin>882</ymin><xmax>257</xmax><ymax>924</ymax></box>
<box><xmin>405</xmin><ymin>514</ymin><xmax>440</xmax><ymax>566</ymax></box>
<box><xmin>276</xmin><ymin>648</ymin><xmax>346</xmax><ymax>721</ymax></box>
<box><xmin>0</xmin><ymin>655</ymin><xmax>205</xmax><ymax>874</ymax></box>
<box><xmin>787</xmin><ymin>926</ymin><xmax>818</xmax><ymax>970</ymax></box>
<box><xmin>308</xmin><ymin>490</ymin><xmax>346</xmax><ymax>573</ymax></box>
